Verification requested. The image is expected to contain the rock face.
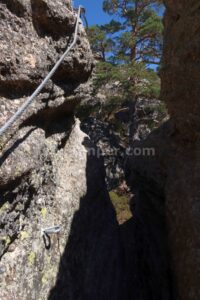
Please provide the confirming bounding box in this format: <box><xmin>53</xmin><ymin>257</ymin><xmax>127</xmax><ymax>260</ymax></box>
<box><xmin>161</xmin><ymin>0</ymin><xmax>200</xmax><ymax>140</ymax></box>
<box><xmin>126</xmin><ymin>1</ymin><xmax>200</xmax><ymax>300</ymax></box>
<box><xmin>0</xmin><ymin>1</ymin><xmax>123</xmax><ymax>299</ymax></box>
<box><xmin>161</xmin><ymin>2</ymin><xmax>200</xmax><ymax>298</ymax></box>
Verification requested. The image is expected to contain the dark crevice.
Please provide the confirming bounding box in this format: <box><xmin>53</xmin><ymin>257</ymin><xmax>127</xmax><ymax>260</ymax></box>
<box><xmin>0</xmin><ymin>232</ymin><xmax>18</xmax><ymax>260</ymax></box>
<box><xmin>119</xmin><ymin>185</ymin><xmax>175</xmax><ymax>299</ymax></box>
<box><xmin>52</xmin><ymin>62</ymin><xmax>93</xmax><ymax>86</ymax></box>
<box><xmin>21</xmin><ymin>184</ymin><xmax>36</xmax><ymax>216</ymax></box>
<box><xmin>57</xmin><ymin>125</ymin><xmax>74</xmax><ymax>150</ymax></box>
<box><xmin>0</xmin><ymin>181</ymin><xmax>36</xmax><ymax>260</ymax></box>
<box><xmin>0</xmin><ymin>78</ymin><xmax>39</xmax><ymax>99</ymax></box>
<box><xmin>48</xmin><ymin>137</ymin><xmax>125</xmax><ymax>299</ymax></box>
<box><xmin>0</xmin><ymin>0</ymin><xmax>26</xmax><ymax>17</ymax></box>
<box><xmin>0</xmin><ymin>172</ymin><xmax>29</xmax><ymax>197</ymax></box>
<box><xmin>51</xmin><ymin>81</ymin><xmax>80</xmax><ymax>95</ymax></box>
<box><xmin>46</xmin><ymin>130</ymin><xmax>173</xmax><ymax>298</ymax></box>
<box><xmin>20</xmin><ymin>100</ymin><xmax>78</xmax><ymax>137</ymax></box>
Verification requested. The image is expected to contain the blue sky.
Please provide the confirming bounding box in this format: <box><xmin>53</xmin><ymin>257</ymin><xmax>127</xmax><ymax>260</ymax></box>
<box><xmin>74</xmin><ymin>0</ymin><xmax>164</xmax><ymax>26</ymax></box>
<box><xmin>74</xmin><ymin>0</ymin><xmax>112</xmax><ymax>25</ymax></box>
<box><xmin>74</xmin><ymin>0</ymin><xmax>163</xmax><ymax>70</ymax></box>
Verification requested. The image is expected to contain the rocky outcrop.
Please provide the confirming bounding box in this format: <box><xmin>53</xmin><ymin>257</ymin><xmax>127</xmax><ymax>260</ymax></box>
<box><xmin>0</xmin><ymin>0</ymin><xmax>93</xmax><ymax>132</ymax></box>
<box><xmin>161</xmin><ymin>2</ymin><xmax>200</xmax><ymax>298</ymax></box>
<box><xmin>0</xmin><ymin>1</ymin><xmax>123</xmax><ymax>299</ymax></box>
<box><xmin>126</xmin><ymin>1</ymin><xmax>200</xmax><ymax>300</ymax></box>
<box><xmin>161</xmin><ymin>0</ymin><xmax>200</xmax><ymax>140</ymax></box>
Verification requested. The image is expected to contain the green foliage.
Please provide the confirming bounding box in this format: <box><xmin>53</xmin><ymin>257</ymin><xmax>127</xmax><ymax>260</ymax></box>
<box><xmin>155</xmin><ymin>101</ymin><xmax>166</xmax><ymax>114</ymax></box>
<box><xmin>87</xmin><ymin>25</ymin><xmax>114</xmax><ymax>60</ymax></box>
<box><xmin>86</xmin><ymin>0</ymin><xmax>164</xmax><ymax>130</ymax></box>
<box><xmin>101</xmin><ymin>20</ymin><xmax>123</xmax><ymax>33</ymax></box>
<box><xmin>101</xmin><ymin>0</ymin><xmax>163</xmax><ymax>64</ymax></box>
<box><xmin>111</xmin><ymin>118</ymin><xmax>127</xmax><ymax>137</ymax></box>
<box><xmin>94</xmin><ymin>61</ymin><xmax>117</xmax><ymax>88</ymax></box>
<box><xmin>88</xmin><ymin>0</ymin><xmax>163</xmax><ymax>64</ymax></box>
<box><xmin>87</xmin><ymin>0</ymin><xmax>163</xmax><ymax>105</ymax></box>
<box><xmin>139</xmin><ymin>67</ymin><xmax>161</xmax><ymax>98</ymax></box>
<box><xmin>94</xmin><ymin>60</ymin><xmax>160</xmax><ymax>100</ymax></box>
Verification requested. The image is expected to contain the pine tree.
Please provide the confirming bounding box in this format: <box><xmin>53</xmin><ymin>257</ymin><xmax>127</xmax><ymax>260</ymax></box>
<box><xmin>87</xmin><ymin>25</ymin><xmax>114</xmax><ymax>61</ymax></box>
<box><xmin>102</xmin><ymin>0</ymin><xmax>163</xmax><ymax>64</ymax></box>
<box><xmin>87</xmin><ymin>0</ymin><xmax>164</xmax><ymax>101</ymax></box>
